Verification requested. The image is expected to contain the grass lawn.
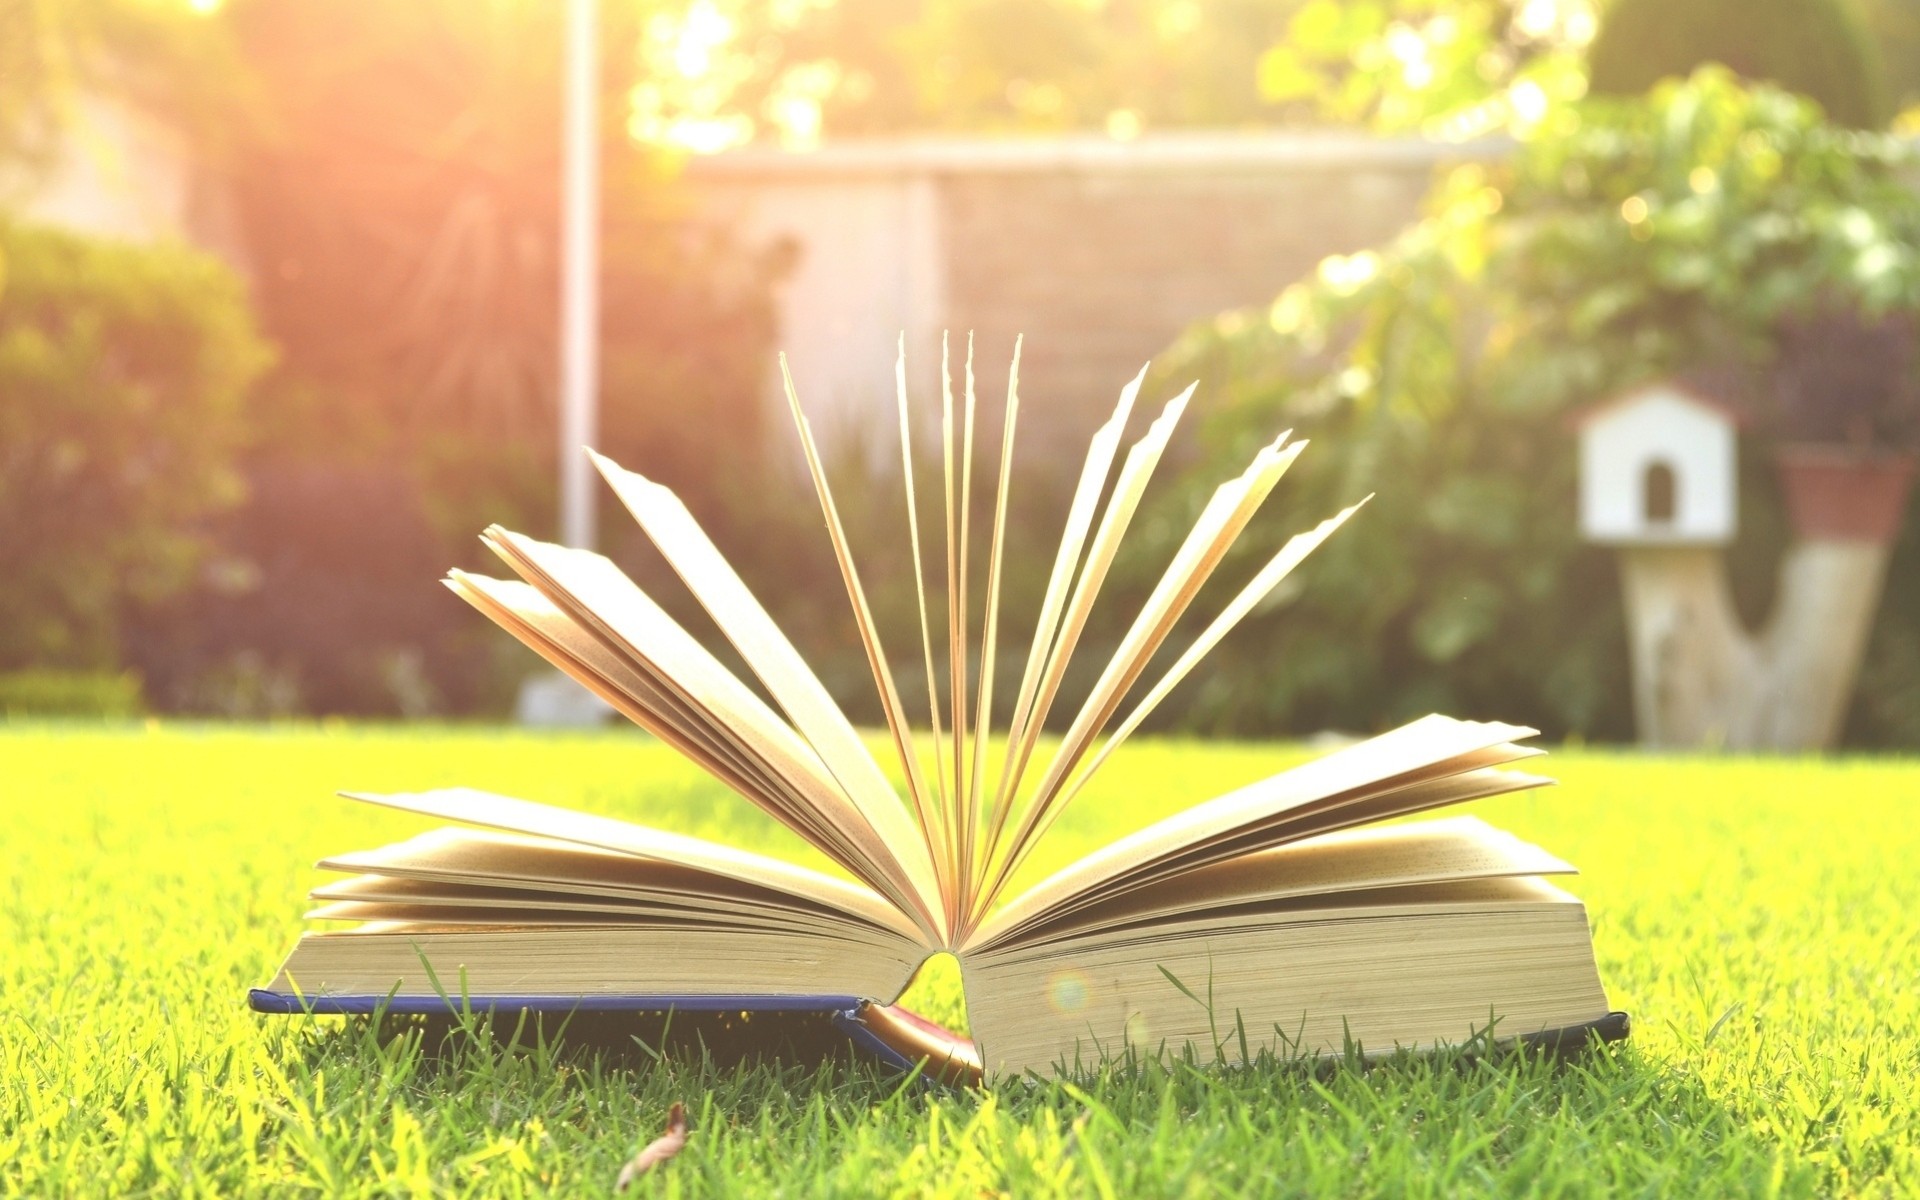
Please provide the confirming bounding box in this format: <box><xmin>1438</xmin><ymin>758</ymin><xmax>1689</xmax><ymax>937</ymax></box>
<box><xmin>4</xmin><ymin>721</ymin><xmax>1918</xmax><ymax>1196</ymax></box>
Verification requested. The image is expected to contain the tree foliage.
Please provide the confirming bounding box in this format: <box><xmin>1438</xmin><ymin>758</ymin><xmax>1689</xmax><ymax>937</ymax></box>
<box><xmin>1139</xmin><ymin>70</ymin><xmax>1920</xmax><ymax>741</ymax></box>
<box><xmin>1254</xmin><ymin>0</ymin><xmax>1594</xmax><ymax>137</ymax></box>
<box><xmin>631</xmin><ymin>0</ymin><xmax>1302</xmax><ymax>146</ymax></box>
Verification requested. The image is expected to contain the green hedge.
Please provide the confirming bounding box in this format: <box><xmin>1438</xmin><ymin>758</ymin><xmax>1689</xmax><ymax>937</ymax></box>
<box><xmin>0</xmin><ymin>669</ymin><xmax>144</xmax><ymax>718</ymax></box>
<box><xmin>0</xmin><ymin>219</ymin><xmax>272</xmax><ymax>672</ymax></box>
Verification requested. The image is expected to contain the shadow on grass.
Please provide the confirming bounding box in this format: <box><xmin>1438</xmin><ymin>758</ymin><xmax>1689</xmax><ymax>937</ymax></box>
<box><xmin>284</xmin><ymin>1004</ymin><xmax>925</xmax><ymax>1104</ymax></box>
<box><xmin>281</xmin><ymin>1001</ymin><xmax>1679</xmax><ymax>1110</ymax></box>
<box><xmin>263</xmin><ymin>1004</ymin><xmax>1764</xmax><ymax>1192</ymax></box>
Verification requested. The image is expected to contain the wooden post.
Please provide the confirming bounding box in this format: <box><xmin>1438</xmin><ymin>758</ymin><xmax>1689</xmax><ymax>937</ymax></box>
<box><xmin>1618</xmin><ymin>540</ymin><xmax>1891</xmax><ymax>750</ymax></box>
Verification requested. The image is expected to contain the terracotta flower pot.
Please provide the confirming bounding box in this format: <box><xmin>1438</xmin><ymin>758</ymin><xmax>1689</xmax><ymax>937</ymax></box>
<box><xmin>1774</xmin><ymin>445</ymin><xmax>1918</xmax><ymax>543</ymax></box>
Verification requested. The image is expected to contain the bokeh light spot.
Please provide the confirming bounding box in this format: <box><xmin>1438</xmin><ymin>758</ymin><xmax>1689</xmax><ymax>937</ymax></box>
<box><xmin>1047</xmin><ymin>970</ymin><xmax>1091</xmax><ymax>1014</ymax></box>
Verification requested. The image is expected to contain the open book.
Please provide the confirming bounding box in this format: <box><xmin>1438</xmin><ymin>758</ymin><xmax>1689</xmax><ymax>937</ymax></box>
<box><xmin>252</xmin><ymin>340</ymin><xmax>1625</xmax><ymax>1081</ymax></box>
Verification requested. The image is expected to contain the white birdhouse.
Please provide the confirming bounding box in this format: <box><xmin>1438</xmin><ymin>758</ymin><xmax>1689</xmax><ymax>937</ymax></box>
<box><xmin>1575</xmin><ymin>382</ymin><xmax>1739</xmax><ymax>546</ymax></box>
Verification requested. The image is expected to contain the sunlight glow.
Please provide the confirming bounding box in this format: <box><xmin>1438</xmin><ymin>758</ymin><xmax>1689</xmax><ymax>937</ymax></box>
<box><xmin>668</xmin><ymin>1</ymin><xmax>733</xmax><ymax>80</ymax></box>
<box><xmin>1383</xmin><ymin>22</ymin><xmax>1439</xmax><ymax>92</ymax></box>
<box><xmin>1509</xmin><ymin>78</ymin><xmax>1550</xmax><ymax>126</ymax></box>
<box><xmin>631</xmin><ymin>1</ymin><xmax>757</xmax><ymax>154</ymax></box>
<box><xmin>628</xmin><ymin>105</ymin><xmax>754</xmax><ymax>155</ymax></box>
<box><xmin>1318</xmin><ymin>251</ymin><xmax>1382</xmax><ymax>296</ymax></box>
<box><xmin>767</xmin><ymin>95</ymin><xmax>823</xmax><ymax>149</ymax></box>
<box><xmin>1512</xmin><ymin>0</ymin><xmax>1599</xmax><ymax>46</ymax></box>
<box><xmin>1513</xmin><ymin>0</ymin><xmax>1560</xmax><ymax>40</ymax></box>
<box><xmin>765</xmin><ymin>60</ymin><xmax>840</xmax><ymax>150</ymax></box>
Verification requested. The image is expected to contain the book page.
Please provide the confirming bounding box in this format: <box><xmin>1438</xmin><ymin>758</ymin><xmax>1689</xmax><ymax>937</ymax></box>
<box><xmin>981</xmin><ymin>370</ymin><xmax>1145</xmax><ymax>874</ymax></box>
<box><xmin>590</xmin><ymin>451</ymin><xmax>943</xmax><ymax>918</ymax></box>
<box><xmin>983</xmin><ymin>816</ymin><xmax>1575</xmax><ymax>951</ymax></box>
<box><xmin>968</xmin><ymin>715</ymin><xmax>1539</xmax><ymax>948</ymax></box>
<box><xmin>772</xmin><ymin>364</ymin><xmax>950</xmax><ymax>940</ymax></box>
<box><xmin>982</xmin><ymin>434</ymin><xmax>1308</xmax><ymax>904</ymax></box>
<box><xmin>342</xmin><ymin>788</ymin><xmax>927</xmax><ymax>944</ymax></box>
<box><xmin>996</xmin><ymin>369</ymin><xmax>1143</xmax><ymax>763</ymax></box>
<box><xmin>983</xmin><ymin>744</ymin><xmax>1548</xmax><ymax>945</ymax></box>
<box><xmin>894</xmin><ymin>336</ymin><xmax>955</xmax><ymax>896</ymax></box>
<box><xmin>316</xmin><ymin>827</ymin><xmax>891</xmax><ymax>934</ymax></box>
<box><xmin>311</xmin><ymin>876</ymin><xmax>843</xmax><ymax>931</ymax></box>
<box><xmin>1147</xmin><ymin>763</ymin><xmax>1553</xmax><ymax>885</ymax></box>
<box><xmin>977</xmin><ymin>388</ymin><xmax>1190</xmax><ymax>911</ymax></box>
<box><xmin>302</xmin><ymin>898</ymin><xmax>909</xmax><ymax>946</ymax></box>
<box><xmin>483</xmin><ymin>529</ymin><xmax>942</xmax><ymax>939</ymax></box>
<box><xmin>447</xmin><ymin>574</ymin><xmax>797</xmax><ymax>818</ymax></box>
<box><xmin>304</xmin><ymin>900</ymin><xmax>822</xmax><ymax>931</ymax></box>
<box><xmin>1034</xmin><ymin>497</ymin><xmax>1371</xmax><ymax>833</ymax></box>
<box><xmin>307</xmin><ymin>886</ymin><xmax>863</xmax><ymax>939</ymax></box>
<box><xmin>448</xmin><ymin>571</ymin><xmax>879</xmax><ymax>874</ymax></box>
<box><xmin>944</xmin><ymin>340</ymin><xmax>1021</xmax><ymax>926</ymax></box>
<box><xmin>944</xmin><ymin>334</ymin><xmax>972</xmax><ymax>863</ymax></box>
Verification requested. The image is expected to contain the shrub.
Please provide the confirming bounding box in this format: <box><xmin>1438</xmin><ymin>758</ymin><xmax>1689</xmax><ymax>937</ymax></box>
<box><xmin>124</xmin><ymin>462</ymin><xmax>488</xmax><ymax>718</ymax></box>
<box><xmin>1772</xmin><ymin>306</ymin><xmax>1920</xmax><ymax>446</ymax></box>
<box><xmin>0</xmin><ymin>219</ymin><xmax>273</xmax><ymax>672</ymax></box>
<box><xmin>0</xmin><ymin>669</ymin><xmax>144</xmax><ymax>718</ymax></box>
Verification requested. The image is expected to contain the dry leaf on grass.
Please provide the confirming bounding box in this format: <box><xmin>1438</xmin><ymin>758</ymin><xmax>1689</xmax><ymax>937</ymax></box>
<box><xmin>615</xmin><ymin>1102</ymin><xmax>688</xmax><ymax>1191</ymax></box>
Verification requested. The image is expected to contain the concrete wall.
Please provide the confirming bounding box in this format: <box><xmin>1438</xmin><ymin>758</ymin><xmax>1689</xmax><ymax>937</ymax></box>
<box><xmin>2</xmin><ymin>93</ymin><xmax>244</xmax><ymax>263</ymax></box>
<box><xmin>690</xmin><ymin>133</ymin><xmax>1499</xmax><ymax>464</ymax></box>
<box><xmin>8</xmin><ymin>115</ymin><xmax>1488</xmax><ymax>467</ymax></box>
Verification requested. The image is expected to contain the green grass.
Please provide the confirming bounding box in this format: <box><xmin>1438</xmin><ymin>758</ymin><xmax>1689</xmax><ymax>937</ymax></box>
<box><xmin>4</xmin><ymin>721</ymin><xmax>1919</xmax><ymax>1197</ymax></box>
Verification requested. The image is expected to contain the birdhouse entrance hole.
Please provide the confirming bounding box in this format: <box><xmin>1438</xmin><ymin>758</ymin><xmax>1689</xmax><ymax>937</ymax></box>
<box><xmin>1642</xmin><ymin>459</ymin><xmax>1678</xmax><ymax>525</ymax></box>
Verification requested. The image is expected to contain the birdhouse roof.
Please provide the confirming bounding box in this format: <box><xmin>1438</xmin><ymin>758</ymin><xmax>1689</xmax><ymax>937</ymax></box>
<box><xmin>1566</xmin><ymin>379</ymin><xmax>1749</xmax><ymax>430</ymax></box>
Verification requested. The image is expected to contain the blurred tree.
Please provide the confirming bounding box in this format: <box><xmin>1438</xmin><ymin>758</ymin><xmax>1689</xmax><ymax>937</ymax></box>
<box><xmin>629</xmin><ymin>0</ymin><xmax>1302</xmax><ymax>147</ymax></box>
<box><xmin>619</xmin><ymin>0</ymin><xmax>1920</xmax><ymax>142</ymax></box>
<box><xmin>0</xmin><ymin>0</ymin><xmax>247</xmax><ymax>167</ymax></box>
<box><xmin>1855</xmin><ymin>0</ymin><xmax>1920</xmax><ymax>121</ymax></box>
<box><xmin>224</xmin><ymin>0</ymin><xmax>781</xmax><ymax>515</ymax></box>
<box><xmin>118</xmin><ymin>0</ymin><xmax>790</xmax><ymax>714</ymax></box>
<box><xmin>1253</xmin><ymin>0</ymin><xmax>1596</xmax><ymax>137</ymax></box>
<box><xmin>1588</xmin><ymin>0</ymin><xmax>1889</xmax><ymax>127</ymax></box>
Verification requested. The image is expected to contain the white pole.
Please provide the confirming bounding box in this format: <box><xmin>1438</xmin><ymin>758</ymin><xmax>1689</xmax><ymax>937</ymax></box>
<box><xmin>559</xmin><ymin>0</ymin><xmax>600</xmax><ymax>550</ymax></box>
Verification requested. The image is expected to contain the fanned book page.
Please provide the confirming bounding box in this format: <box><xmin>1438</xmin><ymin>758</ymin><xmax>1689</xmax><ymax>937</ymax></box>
<box><xmin>253</xmin><ymin>339</ymin><xmax>1625</xmax><ymax>1081</ymax></box>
